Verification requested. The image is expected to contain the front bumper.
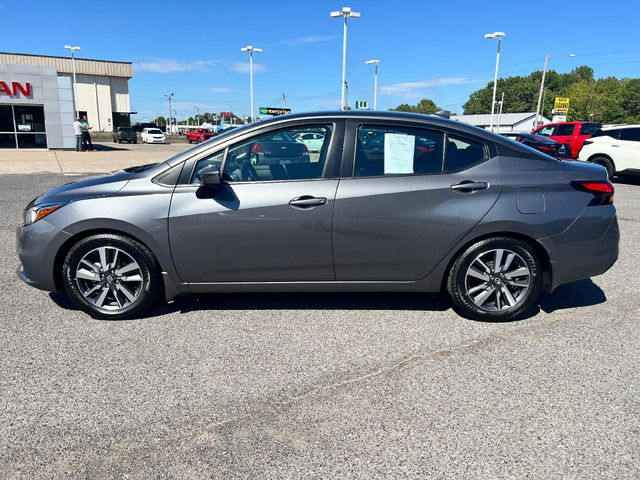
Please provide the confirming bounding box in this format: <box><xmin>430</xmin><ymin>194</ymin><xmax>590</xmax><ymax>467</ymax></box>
<box><xmin>16</xmin><ymin>220</ymin><xmax>72</xmax><ymax>292</ymax></box>
<box><xmin>540</xmin><ymin>206</ymin><xmax>619</xmax><ymax>291</ymax></box>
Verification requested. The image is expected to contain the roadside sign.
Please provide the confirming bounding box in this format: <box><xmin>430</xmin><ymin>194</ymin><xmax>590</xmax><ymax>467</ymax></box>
<box><xmin>553</xmin><ymin>97</ymin><xmax>570</xmax><ymax>114</ymax></box>
<box><xmin>552</xmin><ymin>115</ymin><xmax>567</xmax><ymax>123</ymax></box>
<box><xmin>355</xmin><ymin>100</ymin><xmax>369</xmax><ymax>110</ymax></box>
<box><xmin>220</xmin><ymin>111</ymin><xmax>233</xmax><ymax>118</ymax></box>
<box><xmin>259</xmin><ymin>107</ymin><xmax>291</xmax><ymax>116</ymax></box>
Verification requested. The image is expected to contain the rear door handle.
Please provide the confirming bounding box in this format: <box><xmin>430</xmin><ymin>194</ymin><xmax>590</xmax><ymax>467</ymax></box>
<box><xmin>450</xmin><ymin>181</ymin><xmax>489</xmax><ymax>192</ymax></box>
<box><xmin>289</xmin><ymin>196</ymin><xmax>327</xmax><ymax>208</ymax></box>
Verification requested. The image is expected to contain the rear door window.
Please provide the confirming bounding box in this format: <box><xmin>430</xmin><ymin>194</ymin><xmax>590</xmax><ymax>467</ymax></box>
<box><xmin>619</xmin><ymin>128</ymin><xmax>640</xmax><ymax>142</ymax></box>
<box><xmin>555</xmin><ymin>124</ymin><xmax>575</xmax><ymax>136</ymax></box>
<box><xmin>537</xmin><ymin>126</ymin><xmax>554</xmax><ymax>136</ymax></box>
<box><xmin>354</xmin><ymin>125</ymin><xmax>444</xmax><ymax>176</ymax></box>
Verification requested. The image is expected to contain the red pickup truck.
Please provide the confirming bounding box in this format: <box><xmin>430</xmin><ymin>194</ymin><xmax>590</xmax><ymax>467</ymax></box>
<box><xmin>531</xmin><ymin>121</ymin><xmax>600</xmax><ymax>159</ymax></box>
<box><xmin>186</xmin><ymin>128</ymin><xmax>215</xmax><ymax>144</ymax></box>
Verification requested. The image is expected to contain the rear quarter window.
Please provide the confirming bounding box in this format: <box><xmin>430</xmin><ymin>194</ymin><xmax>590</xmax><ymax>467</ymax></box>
<box><xmin>445</xmin><ymin>135</ymin><xmax>488</xmax><ymax>172</ymax></box>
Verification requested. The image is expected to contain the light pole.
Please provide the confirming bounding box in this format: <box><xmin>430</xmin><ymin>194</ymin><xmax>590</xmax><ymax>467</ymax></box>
<box><xmin>484</xmin><ymin>31</ymin><xmax>505</xmax><ymax>132</ymax></box>
<box><xmin>64</xmin><ymin>45</ymin><xmax>80</xmax><ymax>117</ymax></box>
<box><xmin>241</xmin><ymin>45</ymin><xmax>262</xmax><ymax>121</ymax></box>
<box><xmin>164</xmin><ymin>93</ymin><xmax>173</xmax><ymax>134</ymax></box>
<box><xmin>365</xmin><ymin>59</ymin><xmax>380</xmax><ymax>110</ymax></box>
<box><xmin>331</xmin><ymin>7</ymin><xmax>361</xmax><ymax>110</ymax></box>
<box><xmin>535</xmin><ymin>52</ymin><xmax>575</xmax><ymax>126</ymax></box>
<box><xmin>195</xmin><ymin>105</ymin><xmax>200</xmax><ymax>126</ymax></box>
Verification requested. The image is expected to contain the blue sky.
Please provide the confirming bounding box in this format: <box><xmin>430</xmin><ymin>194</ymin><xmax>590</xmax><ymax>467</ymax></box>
<box><xmin>2</xmin><ymin>0</ymin><xmax>640</xmax><ymax>121</ymax></box>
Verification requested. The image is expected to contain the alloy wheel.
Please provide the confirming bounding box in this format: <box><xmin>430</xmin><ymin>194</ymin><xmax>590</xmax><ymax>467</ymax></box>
<box><xmin>74</xmin><ymin>246</ymin><xmax>143</xmax><ymax>311</ymax></box>
<box><xmin>465</xmin><ymin>248</ymin><xmax>531</xmax><ymax>312</ymax></box>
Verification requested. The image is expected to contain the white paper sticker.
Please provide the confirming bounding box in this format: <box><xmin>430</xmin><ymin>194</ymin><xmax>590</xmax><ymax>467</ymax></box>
<box><xmin>384</xmin><ymin>133</ymin><xmax>415</xmax><ymax>174</ymax></box>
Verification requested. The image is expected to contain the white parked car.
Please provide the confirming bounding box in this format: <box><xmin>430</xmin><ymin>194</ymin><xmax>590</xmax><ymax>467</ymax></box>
<box><xmin>141</xmin><ymin>128</ymin><xmax>166</xmax><ymax>144</ymax></box>
<box><xmin>578</xmin><ymin>125</ymin><xmax>640</xmax><ymax>179</ymax></box>
<box><xmin>293</xmin><ymin>132</ymin><xmax>325</xmax><ymax>152</ymax></box>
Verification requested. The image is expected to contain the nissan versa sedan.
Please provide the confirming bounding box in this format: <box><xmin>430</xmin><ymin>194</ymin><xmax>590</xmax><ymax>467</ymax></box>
<box><xmin>16</xmin><ymin>111</ymin><xmax>619</xmax><ymax>321</ymax></box>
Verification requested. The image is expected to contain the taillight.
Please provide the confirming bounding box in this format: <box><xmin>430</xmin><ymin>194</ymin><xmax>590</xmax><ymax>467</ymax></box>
<box><xmin>251</xmin><ymin>143</ymin><xmax>263</xmax><ymax>154</ymax></box>
<box><xmin>571</xmin><ymin>181</ymin><xmax>614</xmax><ymax>205</ymax></box>
<box><xmin>301</xmin><ymin>144</ymin><xmax>309</xmax><ymax>153</ymax></box>
<box><xmin>537</xmin><ymin>145</ymin><xmax>556</xmax><ymax>153</ymax></box>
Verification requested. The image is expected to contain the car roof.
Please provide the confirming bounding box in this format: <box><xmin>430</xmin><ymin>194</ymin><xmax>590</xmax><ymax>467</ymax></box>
<box><xmin>601</xmin><ymin>124</ymin><xmax>640</xmax><ymax>130</ymax></box>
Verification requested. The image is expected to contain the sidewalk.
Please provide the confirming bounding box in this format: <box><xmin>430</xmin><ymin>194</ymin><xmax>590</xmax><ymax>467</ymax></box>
<box><xmin>0</xmin><ymin>142</ymin><xmax>189</xmax><ymax>174</ymax></box>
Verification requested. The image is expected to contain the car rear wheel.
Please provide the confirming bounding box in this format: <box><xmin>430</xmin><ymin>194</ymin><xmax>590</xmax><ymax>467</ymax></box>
<box><xmin>62</xmin><ymin>234</ymin><xmax>160</xmax><ymax>320</ymax></box>
<box><xmin>447</xmin><ymin>237</ymin><xmax>542</xmax><ymax>321</ymax></box>
<box><xmin>592</xmin><ymin>156</ymin><xmax>615</xmax><ymax>180</ymax></box>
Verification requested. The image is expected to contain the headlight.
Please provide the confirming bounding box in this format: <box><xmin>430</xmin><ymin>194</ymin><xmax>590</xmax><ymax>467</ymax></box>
<box><xmin>23</xmin><ymin>202</ymin><xmax>65</xmax><ymax>226</ymax></box>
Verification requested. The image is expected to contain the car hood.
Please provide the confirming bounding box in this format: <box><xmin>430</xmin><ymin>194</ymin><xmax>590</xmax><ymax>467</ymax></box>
<box><xmin>33</xmin><ymin>170</ymin><xmax>134</xmax><ymax>206</ymax></box>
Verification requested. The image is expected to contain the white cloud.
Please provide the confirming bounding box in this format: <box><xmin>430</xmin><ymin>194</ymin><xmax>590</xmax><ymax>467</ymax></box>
<box><xmin>380</xmin><ymin>77</ymin><xmax>478</xmax><ymax>97</ymax></box>
<box><xmin>281</xmin><ymin>35</ymin><xmax>338</xmax><ymax>46</ymax></box>
<box><xmin>135</xmin><ymin>58</ymin><xmax>218</xmax><ymax>73</ymax></box>
<box><xmin>229</xmin><ymin>62</ymin><xmax>267</xmax><ymax>74</ymax></box>
<box><xmin>207</xmin><ymin>87</ymin><xmax>235</xmax><ymax>93</ymax></box>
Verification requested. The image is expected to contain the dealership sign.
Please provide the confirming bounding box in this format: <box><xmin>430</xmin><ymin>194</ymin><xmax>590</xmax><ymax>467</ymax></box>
<box><xmin>259</xmin><ymin>106</ymin><xmax>291</xmax><ymax>116</ymax></box>
<box><xmin>0</xmin><ymin>81</ymin><xmax>32</xmax><ymax>97</ymax></box>
<box><xmin>553</xmin><ymin>97</ymin><xmax>570</xmax><ymax>114</ymax></box>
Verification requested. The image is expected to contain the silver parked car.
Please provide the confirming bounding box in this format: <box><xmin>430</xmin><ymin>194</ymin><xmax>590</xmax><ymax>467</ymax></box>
<box><xmin>17</xmin><ymin>111</ymin><xmax>619</xmax><ymax>321</ymax></box>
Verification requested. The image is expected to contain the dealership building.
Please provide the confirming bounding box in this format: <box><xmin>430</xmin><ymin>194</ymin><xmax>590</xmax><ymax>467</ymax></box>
<box><xmin>0</xmin><ymin>52</ymin><xmax>133</xmax><ymax>149</ymax></box>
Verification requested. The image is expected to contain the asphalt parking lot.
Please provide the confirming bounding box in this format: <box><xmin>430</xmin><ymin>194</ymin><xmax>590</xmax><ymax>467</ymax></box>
<box><xmin>1</xmin><ymin>174</ymin><xmax>639</xmax><ymax>478</ymax></box>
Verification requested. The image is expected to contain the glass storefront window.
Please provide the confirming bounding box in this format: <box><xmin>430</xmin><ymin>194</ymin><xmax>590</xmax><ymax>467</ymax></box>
<box><xmin>0</xmin><ymin>133</ymin><xmax>17</xmax><ymax>149</ymax></box>
<box><xmin>0</xmin><ymin>104</ymin><xmax>47</xmax><ymax>149</ymax></box>
<box><xmin>17</xmin><ymin>134</ymin><xmax>47</xmax><ymax>149</ymax></box>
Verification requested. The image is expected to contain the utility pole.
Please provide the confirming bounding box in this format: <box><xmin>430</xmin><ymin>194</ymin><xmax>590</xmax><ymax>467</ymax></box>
<box><xmin>484</xmin><ymin>32</ymin><xmax>505</xmax><ymax>132</ymax></box>
<box><xmin>165</xmin><ymin>93</ymin><xmax>174</xmax><ymax>133</ymax></box>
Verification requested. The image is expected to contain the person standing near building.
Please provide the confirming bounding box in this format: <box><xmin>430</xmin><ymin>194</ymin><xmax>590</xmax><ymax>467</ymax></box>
<box><xmin>80</xmin><ymin>115</ymin><xmax>94</xmax><ymax>151</ymax></box>
<box><xmin>73</xmin><ymin>117</ymin><xmax>84</xmax><ymax>151</ymax></box>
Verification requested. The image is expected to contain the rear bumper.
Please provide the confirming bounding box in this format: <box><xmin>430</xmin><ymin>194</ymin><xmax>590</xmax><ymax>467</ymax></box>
<box><xmin>540</xmin><ymin>206</ymin><xmax>619</xmax><ymax>291</ymax></box>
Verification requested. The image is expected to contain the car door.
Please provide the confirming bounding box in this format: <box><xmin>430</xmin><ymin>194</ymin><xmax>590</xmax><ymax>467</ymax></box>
<box><xmin>168</xmin><ymin>122</ymin><xmax>343</xmax><ymax>283</ymax></box>
<box><xmin>615</xmin><ymin>127</ymin><xmax>640</xmax><ymax>171</ymax></box>
<box><xmin>332</xmin><ymin>122</ymin><xmax>502</xmax><ymax>281</ymax></box>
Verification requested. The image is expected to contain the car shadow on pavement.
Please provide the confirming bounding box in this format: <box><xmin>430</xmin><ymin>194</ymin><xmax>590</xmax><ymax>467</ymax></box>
<box><xmin>536</xmin><ymin>279</ymin><xmax>606</xmax><ymax>314</ymax></box>
<box><xmin>49</xmin><ymin>279</ymin><xmax>606</xmax><ymax>321</ymax></box>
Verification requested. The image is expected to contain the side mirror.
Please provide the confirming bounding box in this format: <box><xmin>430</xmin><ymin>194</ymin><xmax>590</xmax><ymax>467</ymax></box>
<box><xmin>197</xmin><ymin>166</ymin><xmax>221</xmax><ymax>189</ymax></box>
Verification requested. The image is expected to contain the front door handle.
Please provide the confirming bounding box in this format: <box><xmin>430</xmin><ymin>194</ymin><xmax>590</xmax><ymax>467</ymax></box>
<box><xmin>450</xmin><ymin>181</ymin><xmax>489</xmax><ymax>192</ymax></box>
<box><xmin>289</xmin><ymin>195</ymin><xmax>328</xmax><ymax>208</ymax></box>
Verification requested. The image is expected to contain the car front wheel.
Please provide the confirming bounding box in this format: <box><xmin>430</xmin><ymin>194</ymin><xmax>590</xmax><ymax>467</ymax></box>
<box><xmin>62</xmin><ymin>234</ymin><xmax>160</xmax><ymax>320</ymax></box>
<box><xmin>447</xmin><ymin>237</ymin><xmax>542</xmax><ymax>321</ymax></box>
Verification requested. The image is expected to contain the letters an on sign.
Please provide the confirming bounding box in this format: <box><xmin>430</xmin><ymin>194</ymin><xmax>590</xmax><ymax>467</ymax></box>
<box><xmin>0</xmin><ymin>81</ymin><xmax>32</xmax><ymax>97</ymax></box>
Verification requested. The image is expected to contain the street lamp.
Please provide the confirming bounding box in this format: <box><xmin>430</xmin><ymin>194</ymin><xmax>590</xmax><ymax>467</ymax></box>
<box><xmin>484</xmin><ymin>31</ymin><xmax>506</xmax><ymax>132</ymax></box>
<box><xmin>331</xmin><ymin>7</ymin><xmax>361</xmax><ymax>110</ymax></box>
<box><xmin>365</xmin><ymin>59</ymin><xmax>380</xmax><ymax>110</ymax></box>
<box><xmin>240</xmin><ymin>45</ymin><xmax>263</xmax><ymax>121</ymax></box>
<box><xmin>194</xmin><ymin>105</ymin><xmax>200</xmax><ymax>126</ymax></box>
<box><xmin>64</xmin><ymin>45</ymin><xmax>80</xmax><ymax>117</ymax></box>
<box><xmin>535</xmin><ymin>52</ymin><xmax>576</xmax><ymax>126</ymax></box>
<box><xmin>164</xmin><ymin>93</ymin><xmax>174</xmax><ymax>134</ymax></box>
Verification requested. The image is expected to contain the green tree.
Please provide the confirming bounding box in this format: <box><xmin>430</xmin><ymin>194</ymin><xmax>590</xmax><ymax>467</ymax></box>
<box><xmin>621</xmin><ymin>79</ymin><xmax>640</xmax><ymax>121</ymax></box>
<box><xmin>154</xmin><ymin>116</ymin><xmax>166</xmax><ymax>127</ymax></box>
<box><xmin>390</xmin><ymin>98</ymin><xmax>440</xmax><ymax>114</ymax></box>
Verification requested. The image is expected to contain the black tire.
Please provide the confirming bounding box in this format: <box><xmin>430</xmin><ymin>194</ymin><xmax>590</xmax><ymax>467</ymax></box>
<box><xmin>133</xmin><ymin>140</ymin><xmax>137</xmax><ymax>144</ymax></box>
<box><xmin>187</xmin><ymin>138</ymin><xmax>192</xmax><ymax>144</ymax></box>
<box><xmin>447</xmin><ymin>237</ymin><xmax>542</xmax><ymax>322</ymax></box>
<box><xmin>592</xmin><ymin>156</ymin><xmax>615</xmax><ymax>180</ymax></box>
<box><xmin>62</xmin><ymin>234</ymin><xmax>161</xmax><ymax>320</ymax></box>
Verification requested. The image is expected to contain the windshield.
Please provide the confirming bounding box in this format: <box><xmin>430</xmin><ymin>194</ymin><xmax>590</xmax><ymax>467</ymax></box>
<box><xmin>148</xmin><ymin>129</ymin><xmax>163</xmax><ymax>134</ymax></box>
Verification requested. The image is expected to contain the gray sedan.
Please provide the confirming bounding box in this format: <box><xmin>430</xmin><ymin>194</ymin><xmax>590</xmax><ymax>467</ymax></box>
<box><xmin>16</xmin><ymin>111</ymin><xmax>619</xmax><ymax>321</ymax></box>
